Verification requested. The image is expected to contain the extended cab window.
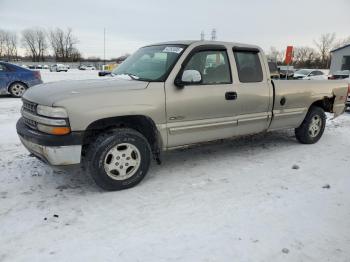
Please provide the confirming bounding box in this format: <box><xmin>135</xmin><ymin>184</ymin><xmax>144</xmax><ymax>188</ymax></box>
<box><xmin>233</xmin><ymin>51</ymin><xmax>263</xmax><ymax>83</ymax></box>
<box><xmin>183</xmin><ymin>50</ymin><xmax>231</xmax><ymax>84</ymax></box>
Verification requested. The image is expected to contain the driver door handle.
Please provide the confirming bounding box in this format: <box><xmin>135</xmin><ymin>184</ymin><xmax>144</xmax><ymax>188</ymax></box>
<box><xmin>225</xmin><ymin>92</ymin><xmax>237</xmax><ymax>100</ymax></box>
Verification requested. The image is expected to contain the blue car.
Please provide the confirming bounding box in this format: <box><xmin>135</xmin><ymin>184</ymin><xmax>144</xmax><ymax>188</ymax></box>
<box><xmin>0</xmin><ymin>62</ymin><xmax>43</xmax><ymax>97</ymax></box>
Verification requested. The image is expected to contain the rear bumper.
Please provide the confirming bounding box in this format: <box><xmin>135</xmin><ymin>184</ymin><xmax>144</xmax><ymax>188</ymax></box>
<box><xmin>16</xmin><ymin>118</ymin><xmax>83</xmax><ymax>166</ymax></box>
<box><xmin>27</xmin><ymin>79</ymin><xmax>43</xmax><ymax>87</ymax></box>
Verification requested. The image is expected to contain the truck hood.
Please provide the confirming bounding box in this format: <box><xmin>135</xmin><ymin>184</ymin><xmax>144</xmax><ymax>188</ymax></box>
<box><xmin>23</xmin><ymin>77</ymin><xmax>149</xmax><ymax>106</ymax></box>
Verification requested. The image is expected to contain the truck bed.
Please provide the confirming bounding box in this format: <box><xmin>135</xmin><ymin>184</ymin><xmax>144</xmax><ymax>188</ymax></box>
<box><xmin>269</xmin><ymin>79</ymin><xmax>348</xmax><ymax>130</ymax></box>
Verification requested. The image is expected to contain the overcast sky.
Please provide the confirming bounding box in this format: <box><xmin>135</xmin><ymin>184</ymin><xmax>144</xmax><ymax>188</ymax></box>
<box><xmin>1</xmin><ymin>0</ymin><xmax>349</xmax><ymax>58</ymax></box>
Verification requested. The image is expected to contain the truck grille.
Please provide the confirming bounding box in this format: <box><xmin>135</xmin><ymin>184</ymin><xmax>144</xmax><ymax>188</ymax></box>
<box><xmin>23</xmin><ymin>118</ymin><xmax>37</xmax><ymax>129</ymax></box>
<box><xmin>22</xmin><ymin>100</ymin><xmax>38</xmax><ymax>130</ymax></box>
<box><xmin>22</xmin><ymin>100</ymin><xmax>37</xmax><ymax>114</ymax></box>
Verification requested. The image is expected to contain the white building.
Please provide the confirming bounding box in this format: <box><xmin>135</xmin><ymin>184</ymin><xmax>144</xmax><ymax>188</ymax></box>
<box><xmin>330</xmin><ymin>44</ymin><xmax>350</xmax><ymax>74</ymax></box>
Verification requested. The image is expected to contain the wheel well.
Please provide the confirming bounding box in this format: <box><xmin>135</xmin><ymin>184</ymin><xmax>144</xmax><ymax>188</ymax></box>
<box><xmin>310</xmin><ymin>96</ymin><xmax>334</xmax><ymax>113</ymax></box>
<box><xmin>82</xmin><ymin>115</ymin><xmax>162</xmax><ymax>155</ymax></box>
<box><xmin>7</xmin><ymin>81</ymin><xmax>28</xmax><ymax>92</ymax></box>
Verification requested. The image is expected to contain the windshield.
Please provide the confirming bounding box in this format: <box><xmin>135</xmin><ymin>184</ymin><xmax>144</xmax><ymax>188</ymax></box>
<box><xmin>295</xmin><ymin>69</ymin><xmax>311</xmax><ymax>75</ymax></box>
<box><xmin>112</xmin><ymin>45</ymin><xmax>186</xmax><ymax>81</ymax></box>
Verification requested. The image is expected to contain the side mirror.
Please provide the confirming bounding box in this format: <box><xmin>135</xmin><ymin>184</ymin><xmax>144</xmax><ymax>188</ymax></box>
<box><xmin>175</xmin><ymin>70</ymin><xmax>202</xmax><ymax>88</ymax></box>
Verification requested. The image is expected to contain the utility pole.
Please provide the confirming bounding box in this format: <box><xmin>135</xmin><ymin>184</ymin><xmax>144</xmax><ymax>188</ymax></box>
<box><xmin>200</xmin><ymin>31</ymin><xmax>205</xmax><ymax>41</ymax></box>
<box><xmin>211</xmin><ymin>28</ymin><xmax>217</xmax><ymax>41</ymax></box>
<box><xmin>103</xmin><ymin>28</ymin><xmax>106</xmax><ymax>66</ymax></box>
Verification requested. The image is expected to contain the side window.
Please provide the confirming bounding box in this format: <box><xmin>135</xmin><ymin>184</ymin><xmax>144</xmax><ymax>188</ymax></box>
<box><xmin>0</xmin><ymin>64</ymin><xmax>8</xmax><ymax>72</ymax></box>
<box><xmin>315</xmin><ymin>71</ymin><xmax>323</xmax><ymax>75</ymax></box>
<box><xmin>233</xmin><ymin>51</ymin><xmax>263</xmax><ymax>83</ymax></box>
<box><xmin>183</xmin><ymin>50</ymin><xmax>231</xmax><ymax>84</ymax></box>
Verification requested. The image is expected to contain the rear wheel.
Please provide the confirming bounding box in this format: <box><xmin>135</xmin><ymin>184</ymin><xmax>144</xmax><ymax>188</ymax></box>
<box><xmin>295</xmin><ymin>106</ymin><xmax>326</xmax><ymax>144</ymax></box>
<box><xmin>86</xmin><ymin>128</ymin><xmax>151</xmax><ymax>190</ymax></box>
<box><xmin>9</xmin><ymin>82</ymin><xmax>27</xmax><ymax>98</ymax></box>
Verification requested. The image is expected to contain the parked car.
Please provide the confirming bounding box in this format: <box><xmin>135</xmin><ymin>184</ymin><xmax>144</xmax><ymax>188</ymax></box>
<box><xmin>293</xmin><ymin>69</ymin><xmax>327</xmax><ymax>80</ymax></box>
<box><xmin>278</xmin><ymin>66</ymin><xmax>295</xmax><ymax>79</ymax></box>
<box><xmin>78</xmin><ymin>65</ymin><xmax>87</xmax><ymax>70</ymax></box>
<box><xmin>85</xmin><ymin>65</ymin><xmax>96</xmax><ymax>70</ymax></box>
<box><xmin>328</xmin><ymin>70</ymin><xmax>350</xmax><ymax>80</ymax></box>
<box><xmin>268</xmin><ymin>60</ymin><xmax>280</xmax><ymax>79</ymax></box>
<box><xmin>345</xmin><ymin>78</ymin><xmax>350</xmax><ymax>109</ymax></box>
<box><xmin>50</xmin><ymin>64</ymin><xmax>68</xmax><ymax>72</ymax></box>
<box><xmin>98</xmin><ymin>71</ymin><xmax>112</xmax><ymax>77</ymax></box>
<box><xmin>17</xmin><ymin>40</ymin><xmax>348</xmax><ymax>190</ymax></box>
<box><xmin>0</xmin><ymin>62</ymin><xmax>42</xmax><ymax>97</ymax></box>
<box><xmin>43</xmin><ymin>65</ymin><xmax>49</xmax><ymax>69</ymax></box>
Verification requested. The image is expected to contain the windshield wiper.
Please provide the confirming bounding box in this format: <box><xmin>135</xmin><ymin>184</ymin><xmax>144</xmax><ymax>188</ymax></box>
<box><xmin>112</xmin><ymin>73</ymin><xmax>150</xmax><ymax>82</ymax></box>
<box><xmin>125</xmin><ymin>73</ymin><xmax>140</xmax><ymax>80</ymax></box>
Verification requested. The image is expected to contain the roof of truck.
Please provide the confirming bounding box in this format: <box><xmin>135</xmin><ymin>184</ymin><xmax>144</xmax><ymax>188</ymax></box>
<box><xmin>146</xmin><ymin>40</ymin><xmax>261</xmax><ymax>49</ymax></box>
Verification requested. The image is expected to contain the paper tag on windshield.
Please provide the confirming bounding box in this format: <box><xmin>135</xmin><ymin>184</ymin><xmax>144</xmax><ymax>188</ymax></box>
<box><xmin>163</xmin><ymin>47</ymin><xmax>183</xmax><ymax>53</ymax></box>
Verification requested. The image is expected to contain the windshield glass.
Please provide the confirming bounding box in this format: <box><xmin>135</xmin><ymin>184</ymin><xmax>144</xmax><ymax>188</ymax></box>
<box><xmin>112</xmin><ymin>45</ymin><xmax>185</xmax><ymax>81</ymax></box>
<box><xmin>295</xmin><ymin>69</ymin><xmax>311</xmax><ymax>75</ymax></box>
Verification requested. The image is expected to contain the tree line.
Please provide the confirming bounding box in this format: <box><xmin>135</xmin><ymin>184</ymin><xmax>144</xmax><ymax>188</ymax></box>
<box><xmin>267</xmin><ymin>33</ymin><xmax>350</xmax><ymax>69</ymax></box>
<box><xmin>0</xmin><ymin>27</ymin><xmax>81</xmax><ymax>62</ymax></box>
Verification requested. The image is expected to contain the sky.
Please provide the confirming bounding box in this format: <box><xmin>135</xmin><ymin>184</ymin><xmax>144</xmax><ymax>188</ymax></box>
<box><xmin>0</xmin><ymin>0</ymin><xmax>349</xmax><ymax>59</ymax></box>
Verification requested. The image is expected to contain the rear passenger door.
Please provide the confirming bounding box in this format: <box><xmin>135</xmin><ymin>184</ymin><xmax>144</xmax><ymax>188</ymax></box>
<box><xmin>231</xmin><ymin>47</ymin><xmax>272</xmax><ymax>135</ymax></box>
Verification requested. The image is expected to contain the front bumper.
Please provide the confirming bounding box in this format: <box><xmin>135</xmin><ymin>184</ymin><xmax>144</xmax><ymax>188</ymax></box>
<box><xmin>17</xmin><ymin>118</ymin><xmax>83</xmax><ymax>166</ymax></box>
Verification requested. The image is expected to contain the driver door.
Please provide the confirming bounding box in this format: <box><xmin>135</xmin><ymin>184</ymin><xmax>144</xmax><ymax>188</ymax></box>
<box><xmin>165</xmin><ymin>46</ymin><xmax>240</xmax><ymax>148</ymax></box>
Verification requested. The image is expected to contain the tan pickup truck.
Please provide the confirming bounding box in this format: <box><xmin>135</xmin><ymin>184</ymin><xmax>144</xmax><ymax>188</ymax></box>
<box><xmin>17</xmin><ymin>40</ymin><xmax>349</xmax><ymax>190</ymax></box>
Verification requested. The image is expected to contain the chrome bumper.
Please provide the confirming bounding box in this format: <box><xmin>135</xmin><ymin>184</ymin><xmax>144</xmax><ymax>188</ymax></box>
<box><xmin>20</xmin><ymin>137</ymin><xmax>82</xmax><ymax>166</ymax></box>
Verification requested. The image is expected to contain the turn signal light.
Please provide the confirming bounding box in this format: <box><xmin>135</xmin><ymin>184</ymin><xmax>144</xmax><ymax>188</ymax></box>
<box><xmin>37</xmin><ymin>124</ymin><xmax>71</xmax><ymax>135</ymax></box>
<box><xmin>51</xmin><ymin>127</ymin><xmax>71</xmax><ymax>135</ymax></box>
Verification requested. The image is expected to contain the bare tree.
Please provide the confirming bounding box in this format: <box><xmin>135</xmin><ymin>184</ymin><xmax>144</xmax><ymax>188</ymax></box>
<box><xmin>333</xmin><ymin>36</ymin><xmax>350</xmax><ymax>49</ymax></box>
<box><xmin>0</xmin><ymin>30</ymin><xmax>18</xmax><ymax>61</ymax></box>
<box><xmin>49</xmin><ymin>28</ymin><xmax>80</xmax><ymax>62</ymax></box>
<box><xmin>314</xmin><ymin>33</ymin><xmax>336</xmax><ymax>68</ymax></box>
<box><xmin>293</xmin><ymin>46</ymin><xmax>317</xmax><ymax>67</ymax></box>
<box><xmin>0</xmin><ymin>29</ymin><xmax>6</xmax><ymax>58</ymax></box>
<box><xmin>21</xmin><ymin>28</ymin><xmax>48</xmax><ymax>62</ymax></box>
<box><xmin>266</xmin><ymin>46</ymin><xmax>284</xmax><ymax>64</ymax></box>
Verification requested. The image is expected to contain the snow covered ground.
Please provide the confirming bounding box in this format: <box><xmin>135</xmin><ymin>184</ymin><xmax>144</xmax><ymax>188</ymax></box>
<box><xmin>0</xmin><ymin>71</ymin><xmax>350</xmax><ymax>261</ymax></box>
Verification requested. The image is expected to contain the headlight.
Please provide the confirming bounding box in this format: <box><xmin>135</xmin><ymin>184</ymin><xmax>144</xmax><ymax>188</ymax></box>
<box><xmin>37</xmin><ymin>105</ymin><xmax>68</xmax><ymax>118</ymax></box>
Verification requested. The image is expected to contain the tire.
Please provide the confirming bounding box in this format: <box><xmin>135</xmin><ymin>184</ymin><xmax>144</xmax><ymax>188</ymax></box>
<box><xmin>86</xmin><ymin>128</ymin><xmax>151</xmax><ymax>191</ymax></box>
<box><xmin>295</xmin><ymin>106</ymin><xmax>326</xmax><ymax>144</ymax></box>
<box><xmin>9</xmin><ymin>82</ymin><xmax>27</xmax><ymax>98</ymax></box>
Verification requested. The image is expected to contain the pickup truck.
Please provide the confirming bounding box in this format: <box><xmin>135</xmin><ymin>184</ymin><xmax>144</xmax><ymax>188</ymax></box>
<box><xmin>16</xmin><ymin>40</ymin><xmax>349</xmax><ymax>190</ymax></box>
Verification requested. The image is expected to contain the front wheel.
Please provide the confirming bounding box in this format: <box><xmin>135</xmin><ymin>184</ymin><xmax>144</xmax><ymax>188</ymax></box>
<box><xmin>86</xmin><ymin>128</ymin><xmax>151</xmax><ymax>190</ymax></box>
<box><xmin>295</xmin><ymin>106</ymin><xmax>326</xmax><ymax>144</ymax></box>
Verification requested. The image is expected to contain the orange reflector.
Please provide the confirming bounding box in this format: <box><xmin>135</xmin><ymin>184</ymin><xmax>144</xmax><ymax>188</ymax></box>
<box><xmin>51</xmin><ymin>127</ymin><xmax>71</xmax><ymax>135</ymax></box>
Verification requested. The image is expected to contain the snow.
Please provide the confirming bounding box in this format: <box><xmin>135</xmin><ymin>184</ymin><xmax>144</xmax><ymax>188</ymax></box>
<box><xmin>39</xmin><ymin>69</ymin><xmax>101</xmax><ymax>82</ymax></box>
<box><xmin>0</xmin><ymin>71</ymin><xmax>350</xmax><ymax>261</ymax></box>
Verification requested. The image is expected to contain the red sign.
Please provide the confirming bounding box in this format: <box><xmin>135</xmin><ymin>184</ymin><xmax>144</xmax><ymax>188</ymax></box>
<box><xmin>284</xmin><ymin>46</ymin><xmax>293</xmax><ymax>64</ymax></box>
